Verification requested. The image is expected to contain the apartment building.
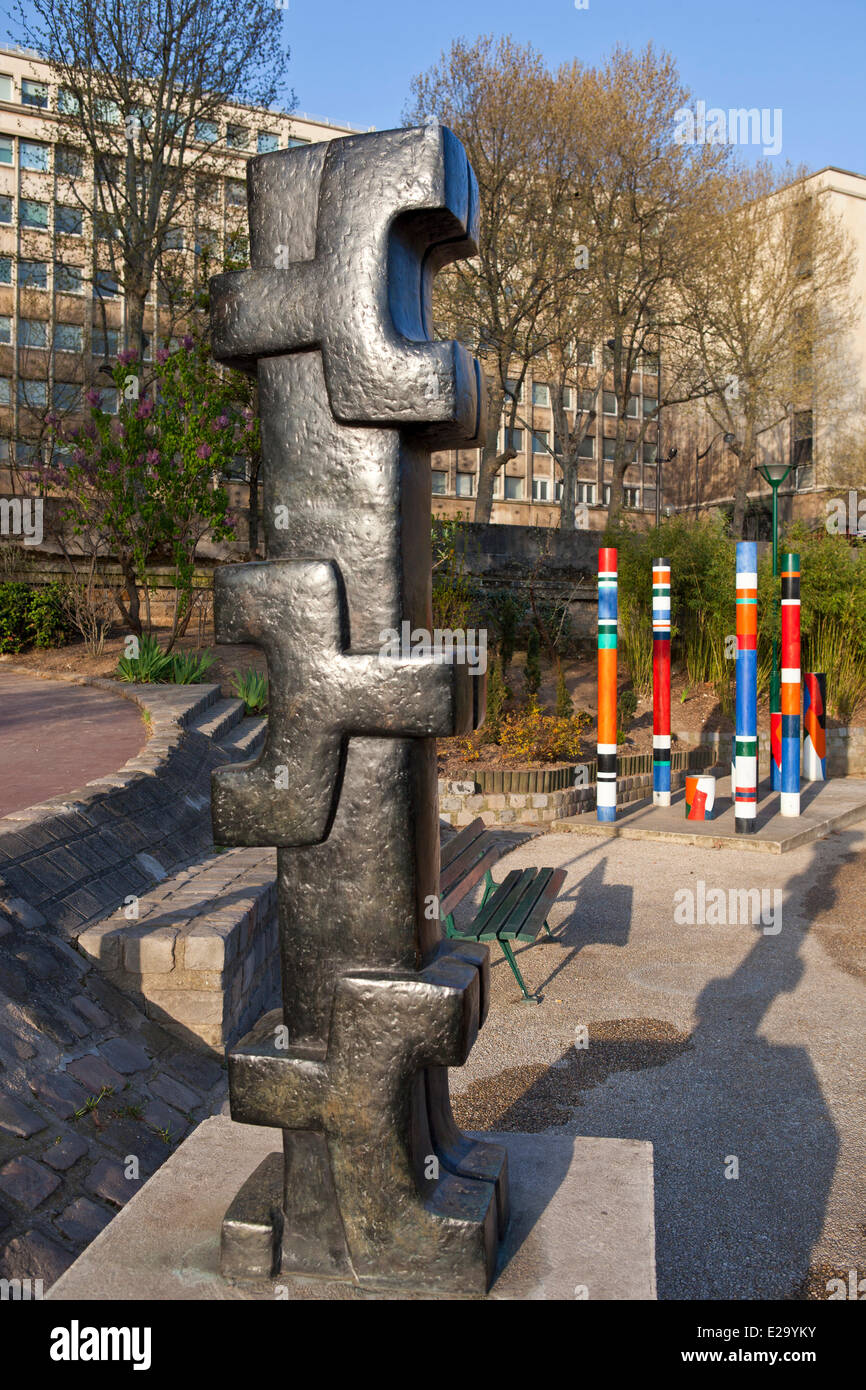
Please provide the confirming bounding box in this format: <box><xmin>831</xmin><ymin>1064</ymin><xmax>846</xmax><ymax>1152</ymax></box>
<box><xmin>431</xmin><ymin>350</ymin><xmax>661</xmax><ymax>529</ymax></box>
<box><xmin>0</xmin><ymin>45</ymin><xmax>361</xmax><ymax>479</ymax></box>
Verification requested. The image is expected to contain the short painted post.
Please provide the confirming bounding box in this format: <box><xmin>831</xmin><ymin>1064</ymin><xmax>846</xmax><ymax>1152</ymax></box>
<box><xmin>803</xmin><ymin>672</ymin><xmax>827</xmax><ymax>781</ymax></box>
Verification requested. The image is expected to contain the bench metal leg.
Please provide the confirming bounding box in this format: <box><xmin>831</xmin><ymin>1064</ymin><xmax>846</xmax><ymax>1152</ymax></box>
<box><xmin>498</xmin><ymin>941</ymin><xmax>540</xmax><ymax>1003</ymax></box>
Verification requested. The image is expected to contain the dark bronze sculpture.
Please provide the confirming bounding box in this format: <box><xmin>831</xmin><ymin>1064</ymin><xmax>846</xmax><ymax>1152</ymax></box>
<box><xmin>209</xmin><ymin>126</ymin><xmax>509</xmax><ymax>1294</ymax></box>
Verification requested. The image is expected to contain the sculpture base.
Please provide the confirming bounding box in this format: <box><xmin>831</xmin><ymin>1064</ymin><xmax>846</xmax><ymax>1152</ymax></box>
<box><xmin>47</xmin><ymin>1115</ymin><xmax>656</xmax><ymax>1301</ymax></box>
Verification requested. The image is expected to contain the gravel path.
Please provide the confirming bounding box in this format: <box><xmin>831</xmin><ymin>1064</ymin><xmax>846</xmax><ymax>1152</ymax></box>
<box><xmin>448</xmin><ymin>823</ymin><xmax>866</xmax><ymax>1300</ymax></box>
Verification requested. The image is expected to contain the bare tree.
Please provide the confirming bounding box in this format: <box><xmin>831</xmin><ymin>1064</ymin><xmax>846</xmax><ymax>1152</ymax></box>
<box><xmin>680</xmin><ymin>163</ymin><xmax>857</xmax><ymax>536</ymax></box>
<box><xmin>11</xmin><ymin>0</ymin><xmax>292</xmax><ymax>358</ymax></box>
<box><xmin>406</xmin><ymin>36</ymin><xmax>578</xmax><ymax>523</ymax></box>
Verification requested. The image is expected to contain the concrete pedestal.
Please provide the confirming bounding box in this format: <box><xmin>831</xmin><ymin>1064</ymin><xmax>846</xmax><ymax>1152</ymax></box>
<box><xmin>47</xmin><ymin>1114</ymin><xmax>656</xmax><ymax>1301</ymax></box>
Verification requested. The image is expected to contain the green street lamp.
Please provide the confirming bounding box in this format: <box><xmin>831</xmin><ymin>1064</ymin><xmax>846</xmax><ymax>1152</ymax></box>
<box><xmin>755</xmin><ymin>457</ymin><xmax>793</xmax><ymax>790</ymax></box>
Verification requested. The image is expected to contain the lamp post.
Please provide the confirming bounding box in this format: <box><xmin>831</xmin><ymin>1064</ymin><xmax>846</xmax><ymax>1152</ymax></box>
<box><xmin>755</xmin><ymin>457</ymin><xmax>794</xmax><ymax>790</ymax></box>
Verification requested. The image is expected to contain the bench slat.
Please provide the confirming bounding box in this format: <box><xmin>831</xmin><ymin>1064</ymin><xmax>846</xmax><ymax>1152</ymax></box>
<box><xmin>440</xmin><ymin>818</ymin><xmax>487</xmax><ymax>872</ymax></box>
<box><xmin>439</xmin><ymin>844</ymin><xmax>501</xmax><ymax>919</ymax></box>
<box><xmin>507</xmin><ymin>868</ymin><xmax>566</xmax><ymax>943</ymax></box>
<box><xmin>440</xmin><ymin>834</ymin><xmax>496</xmax><ymax>896</ymax></box>
<box><xmin>470</xmin><ymin>869</ymin><xmax>538</xmax><ymax>940</ymax></box>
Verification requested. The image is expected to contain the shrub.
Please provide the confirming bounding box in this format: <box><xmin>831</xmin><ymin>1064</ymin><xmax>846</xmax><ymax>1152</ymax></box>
<box><xmin>0</xmin><ymin>582</ymin><xmax>32</xmax><ymax>654</ymax></box>
<box><xmin>616</xmin><ymin>687</ymin><xmax>638</xmax><ymax>744</ymax></box>
<box><xmin>115</xmin><ymin>633</ymin><xmax>175</xmax><ymax>683</ymax></box>
<box><xmin>555</xmin><ymin>666</ymin><xmax>573</xmax><ymax>718</ymax></box>
<box><xmin>483</xmin><ymin>661</ymin><xmax>507</xmax><ymax>742</ymax></box>
<box><xmin>231</xmin><ymin>667</ymin><xmax>268</xmax><ymax>714</ymax></box>
<box><xmin>170</xmin><ymin>649</ymin><xmax>216</xmax><ymax>684</ymax></box>
<box><xmin>27</xmin><ymin>581</ymin><xmax>70</xmax><ymax>649</ymax></box>
<box><xmin>524</xmin><ymin>626</ymin><xmax>541</xmax><ymax>698</ymax></box>
<box><xmin>499</xmin><ymin>698</ymin><xmax>591</xmax><ymax>764</ymax></box>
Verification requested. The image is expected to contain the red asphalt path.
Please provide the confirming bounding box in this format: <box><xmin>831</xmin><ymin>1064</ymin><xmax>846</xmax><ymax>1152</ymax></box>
<box><xmin>0</xmin><ymin>673</ymin><xmax>146</xmax><ymax>818</ymax></box>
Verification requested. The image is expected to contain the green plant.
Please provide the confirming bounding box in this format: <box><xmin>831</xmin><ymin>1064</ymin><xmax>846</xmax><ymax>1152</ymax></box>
<box><xmin>484</xmin><ymin>660</ymin><xmax>507</xmax><ymax>742</ymax></box>
<box><xmin>616</xmin><ymin>687</ymin><xmax>638</xmax><ymax>744</ymax></box>
<box><xmin>0</xmin><ymin>581</ymin><xmax>34</xmax><ymax>653</ymax></box>
<box><xmin>618</xmin><ymin>596</ymin><xmax>653</xmax><ymax>698</ymax></box>
<box><xmin>115</xmin><ymin>632</ymin><xmax>175</xmax><ymax>683</ymax></box>
<box><xmin>27</xmin><ymin>581</ymin><xmax>70</xmax><ymax>649</ymax></box>
<box><xmin>555</xmin><ymin>666</ymin><xmax>573</xmax><ymax>718</ymax></box>
<box><xmin>170</xmin><ymin>648</ymin><xmax>216</xmax><ymax>684</ymax></box>
<box><xmin>232</xmin><ymin>667</ymin><xmax>269</xmax><ymax>714</ymax></box>
<box><xmin>524</xmin><ymin>626</ymin><xmax>541</xmax><ymax>698</ymax></box>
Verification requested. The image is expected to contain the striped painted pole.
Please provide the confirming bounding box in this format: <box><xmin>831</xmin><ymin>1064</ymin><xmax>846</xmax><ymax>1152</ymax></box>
<box><xmin>780</xmin><ymin>552</ymin><xmax>801</xmax><ymax>816</ymax></box>
<box><xmin>803</xmin><ymin>672</ymin><xmax>826</xmax><ymax>781</ymax></box>
<box><xmin>652</xmin><ymin>557</ymin><xmax>671</xmax><ymax>807</ymax></box>
<box><xmin>597</xmin><ymin>546</ymin><xmax>617</xmax><ymax>822</ymax></box>
<box><xmin>770</xmin><ymin>669</ymin><xmax>782</xmax><ymax>791</ymax></box>
<box><xmin>735</xmin><ymin>541</ymin><xmax>758</xmax><ymax>834</ymax></box>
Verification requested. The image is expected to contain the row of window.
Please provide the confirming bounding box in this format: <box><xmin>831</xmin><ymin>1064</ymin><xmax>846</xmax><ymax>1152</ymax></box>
<box><xmin>431</xmin><ymin>470</ymin><xmax>642</xmax><ymax>507</ymax></box>
<box><xmin>501</xmin><ymin>426</ymin><xmax>658</xmax><ymax>463</ymax></box>
<box><xmin>0</xmin><ymin>74</ymin><xmax>310</xmax><ymax>154</ymax></box>
<box><xmin>0</xmin><ymin>255</ymin><xmax>119</xmax><ymax>295</ymax></box>
<box><xmin>0</xmin><ymin>316</ymin><xmax>135</xmax><ymax>355</ymax></box>
<box><xmin>0</xmin><ymin>376</ymin><xmax>117</xmax><ymax>413</ymax></box>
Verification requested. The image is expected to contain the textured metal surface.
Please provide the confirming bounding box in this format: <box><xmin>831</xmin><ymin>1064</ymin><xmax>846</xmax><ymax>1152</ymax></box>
<box><xmin>210</xmin><ymin>126</ymin><xmax>507</xmax><ymax>1293</ymax></box>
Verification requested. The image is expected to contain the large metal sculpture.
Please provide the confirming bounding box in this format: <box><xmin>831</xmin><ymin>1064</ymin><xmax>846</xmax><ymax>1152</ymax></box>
<box><xmin>208</xmin><ymin>126</ymin><xmax>509</xmax><ymax>1294</ymax></box>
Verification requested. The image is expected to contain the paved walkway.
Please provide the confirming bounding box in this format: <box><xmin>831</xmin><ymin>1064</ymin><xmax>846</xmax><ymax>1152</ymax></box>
<box><xmin>0</xmin><ymin>674</ymin><xmax>145</xmax><ymax>818</ymax></box>
<box><xmin>449</xmin><ymin>822</ymin><xmax>866</xmax><ymax>1299</ymax></box>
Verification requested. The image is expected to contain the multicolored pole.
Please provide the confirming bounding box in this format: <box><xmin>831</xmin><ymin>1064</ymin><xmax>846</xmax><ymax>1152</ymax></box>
<box><xmin>652</xmin><ymin>557</ymin><xmax>671</xmax><ymax>807</ymax></box>
<box><xmin>735</xmin><ymin>541</ymin><xmax>758</xmax><ymax>834</ymax></box>
<box><xmin>803</xmin><ymin>672</ymin><xmax>827</xmax><ymax>781</ymax></box>
<box><xmin>597</xmin><ymin>546</ymin><xmax>617</xmax><ymax>822</ymax></box>
<box><xmin>780</xmin><ymin>552</ymin><xmax>801</xmax><ymax>816</ymax></box>
<box><xmin>770</xmin><ymin>670</ymin><xmax>782</xmax><ymax>791</ymax></box>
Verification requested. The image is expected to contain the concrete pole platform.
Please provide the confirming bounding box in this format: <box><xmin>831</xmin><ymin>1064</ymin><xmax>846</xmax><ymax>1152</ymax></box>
<box><xmin>554</xmin><ymin>776</ymin><xmax>866</xmax><ymax>852</ymax></box>
<box><xmin>47</xmin><ymin>1114</ymin><xmax>656</xmax><ymax>1301</ymax></box>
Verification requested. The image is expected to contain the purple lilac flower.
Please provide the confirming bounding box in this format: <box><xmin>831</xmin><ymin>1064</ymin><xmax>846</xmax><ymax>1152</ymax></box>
<box><xmin>196</xmin><ymin>443</ymin><xmax>212</xmax><ymax>460</ymax></box>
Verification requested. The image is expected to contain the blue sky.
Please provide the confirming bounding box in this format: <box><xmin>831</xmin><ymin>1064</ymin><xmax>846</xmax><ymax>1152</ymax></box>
<box><xmin>278</xmin><ymin>0</ymin><xmax>865</xmax><ymax>174</ymax></box>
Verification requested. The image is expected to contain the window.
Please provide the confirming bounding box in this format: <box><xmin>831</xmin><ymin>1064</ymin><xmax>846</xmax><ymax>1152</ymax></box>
<box><xmin>19</xmin><ymin>260</ymin><xmax>48</xmax><ymax>289</ymax></box>
<box><xmin>55</xmin><ymin>262</ymin><xmax>83</xmax><ymax>294</ymax></box>
<box><xmin>15</xmin><ymin>441</ymin><xmax>40</xmax><ymax>467</ymax></box>
<box><xmin>226</xmin><ymin>124</ymin><xmax>249</xmax><ymax>149</ymax></box>
<box><xmin>20</xmin><ymin>140</ymin><xmax>50</xmax><ymax>171</ymax></box>
<box><xmin>0</xmin><ymin>136</ymin><xmax>12</xmax><ymax>166</ymax></box>
<box><xmin>643</xmin><ymin>396</ymin><xmax>658</xmax><ymax>419</ymax></box>
<box><xmin>57</xmin><ymin>87</ymin><xmax>80</xmax><ymax>115</ymax></box>
<box><xmin>19</xmin><ymin>318</ymin><xmax>48</xmax><ymax>348</ymax></box>
<box><xmin>142</xmin><ymin>332</ymin><xmax>152</xmax><ymax>361</ymax></box>
<box><xmin>92</xmin><ymin>327</ymin><xmax>119</xmax><ymax>357</ymax></box>
<box><xmin>642</xmin><ymin>353</ymin><xmax>659</xmax><ymax>375</ymax></box>
<box><xmin>505</xmin><ymin>378</ymin><xmax>524</xmax><ymax>403</ymax></box>
<box><xmin>95</xmin><ymin>212</ymin><xmax>122</xmax><ymax>242</ymax></box>
<box><xmin>0</xmin><ymin>316</ymin><xmax>10</xmax><ymax>344</ymax></box>
<box><xmin>99</xmin><ymin>387</ymin><xmax>118</xmax><ymax>415</ymax></box>
<box><xmin>455</xmin><ymin>472</ymin><xmax>474</xmax><ymax>498</ymax></box>
<box><xmin>195</xmin><ymin>176</ymin><xmax>220</xmax><ymax>204</ymax></box>
<box><xmin>577</xmin><ymin>482</ymin><xmax>596</xmax><ymax>505</ymax></box>
<box><xmin>56</xmin><ymin>145</ymin><xmax>83</xmax><ymax>177</ymax></box>
<box><xmin>624</xmin><ymin>487</ymin><xmax>640</xmax><ymax>509</ymax></box>
<box><xmin>0</xmin><ymin>195</ymin><xmax>11</xmax><ymax>224</ymax></box>
<box><xmin>504</xmin><ymin>427</ymin><xmax>523</xmax><ymax>452</ymax></box>
<box><xmin>603</xmin><ymin>391</ymin><xmax>617</xmax><ymax>415</ymax></box>
<box><xmin>54</xmin><ymin>322</ymin><xmax>83</xmax><ymax>352</ymax></box>
<box><xmin>226</xmin><ymin>179</ymin><xmax>247</xmax><ymax>207</ymax></box>
<box><xmin>0</xmin><ymin>377</ymin><xmax>10</xmax><ymax>406</ymax></box>
<box><xmin>54</xmin><ymin>382</ymin><xmax>81</xmax><ymax>411</ymax></box>
<box><xmin>55</xmin><ymin>204</ymin><xmax>83</xmax><ymax>235</ymax></box>
<box><xmin>642</xmin><ymin>442</ymin><xmax>657</xmax><ymax>464</ymax></box>
<box><xmin>532</xmin><ymin>477</ymin><xmax>549</xmax><ymax>501</ymax></box>
<box><xmin>532</xmin><ymin>429</ymin><xmax>549</xmax><ymax>455</ymax></box>
<box><xmin>792</xmin><ymin>411</ymin><xmax>814</xmax><ymax>490</ymax></box>
<box><xmin>0</xmin><ymin>256</ymin><xmax>10</xmax><ymax>284</ymax></box>
<box><xmin>93</xmin><ymin>270</ymin><xmax>120</xmax><ymax>298</ymax></box>
<box><xmin>0</xmin><ymin>74</ymin><xmax>12</xmax><ymax>101</ymax></box>
<box><xmin>195</xmin><ymin>226</ymin><xmax>219</xmax><ymax>257</ymax></box>
<box><xmin>95</xmin><ymin>98</ymin><xmax>120</xmax><ymax>125</ymax></box>
<box><xmin>602</xmin><ymin>483</ymin><xmax>611</xmax><ymax>505</ymax></box>
<box><xmin>603</xmin><ymin>438</ymin><xmax>635</xmax><ymax>462</ymax></box>
<box><xmin>95</xmin><ymin>153</ymin><xmax>121</xmax><ymax>187</ymax></box>
<box><xmin>431</xmin><ymin>469</ymin><xmax>447</xmax><ymax>495</ymax></box>
<box><xmin>577</xmin><ymin>341</ymin><xmax>595</xmax><ymax>366</ymax></box>
<box><xmin>20</xmin><ymin>199</ymin><xmax>49</xmax><ymax>230</ymax></box>
<box><xmin>18</xmin><ymin>379</ymin><xmax>48</xmax><ymax>408</ymax></box>
<box><xmin>257</xmin><ymin>131</ymin><xmax>279</xmax><ymax>153</ymax></box>
<box><xmin>21</xmin><ymin>79</ymin><xmax>49</xmax><ymax>110</ymax></box>
<box><xmin>504</xmin><ymin>476</ymin><xmax>523</xmax><ymax>500</ymax></box>
<box><xmin>561</xmin><ymin>386</ymin><xmax>574</xmax><ymax>411</ymax></box>
<box><xmin>532</xmin><ymin>382</ymin><xmax>550</xmax><ymax>408</ymax></box>
<box><xmin>286</xmin><ymin>136</ymin><xmax>311</xmax><ymax>148</ymax></box>
<box><xmin>195</xmin><ymin>117</ymin><xmax>219</xmax><ymax>144</ymax></box>
<box><xmin>162</xmin><ymin>227</ymin><xmax>184</xmax><ymax>250</ymax></box>
<box><xmin>627</xmin><ymin>394</ymin><xmax>639</xmax><ymax>418</ymax></box>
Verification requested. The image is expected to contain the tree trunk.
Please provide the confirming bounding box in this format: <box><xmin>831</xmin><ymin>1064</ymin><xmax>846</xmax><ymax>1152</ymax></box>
<box><xmin>125</xmin><ymin>284</ymin><xmax>148</xmax><ymax>362</ymax></box>
<box><xmin>606</xmin><ymin>417</ymin><xmax>631</xmax><ymax>529</ymax></box>
<box><xmin>559</xmin><ymin>451</ymin><xmax>579</xmax><ymax>531</ymax></box>
<box><xmin>730</xmin><ymin>426</ymin><xmax>756</xmax><ymax>538</ymax></box>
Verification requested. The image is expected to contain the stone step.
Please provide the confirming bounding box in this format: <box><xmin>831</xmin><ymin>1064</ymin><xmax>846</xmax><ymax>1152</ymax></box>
<box><xmin>186</xmin><ymin>697</ymin><xmax>247</xmax><ymax>743</ymax></box>
<box><xmin>77</xmin><ymin>846</ymin><xmax>279</xmax><ymax>1052</ymax></box>
<box><xmin>217</xmin><ymin>717</ymin><xmax>267</xmax><ymax>762</ymax></box>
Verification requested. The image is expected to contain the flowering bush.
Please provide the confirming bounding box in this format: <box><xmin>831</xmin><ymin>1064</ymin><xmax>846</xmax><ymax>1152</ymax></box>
<box><xmin>498</xmin><ymin>698</ymin><xmax>591</xmax><ymax>764</ymax></box>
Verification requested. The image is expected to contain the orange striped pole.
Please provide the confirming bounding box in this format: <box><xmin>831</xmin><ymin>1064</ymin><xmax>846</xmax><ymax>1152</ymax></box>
<box><xmin>597</xmin><ymin>546</ymin><xmax>617</xmax><ymax>821</ymax></box>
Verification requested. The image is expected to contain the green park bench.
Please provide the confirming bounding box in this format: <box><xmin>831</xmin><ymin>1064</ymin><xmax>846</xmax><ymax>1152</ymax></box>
<box><xmin>439</xmin><ymin>817</ymin><xmax>566</xmax><ymax>1003</ymax></box>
